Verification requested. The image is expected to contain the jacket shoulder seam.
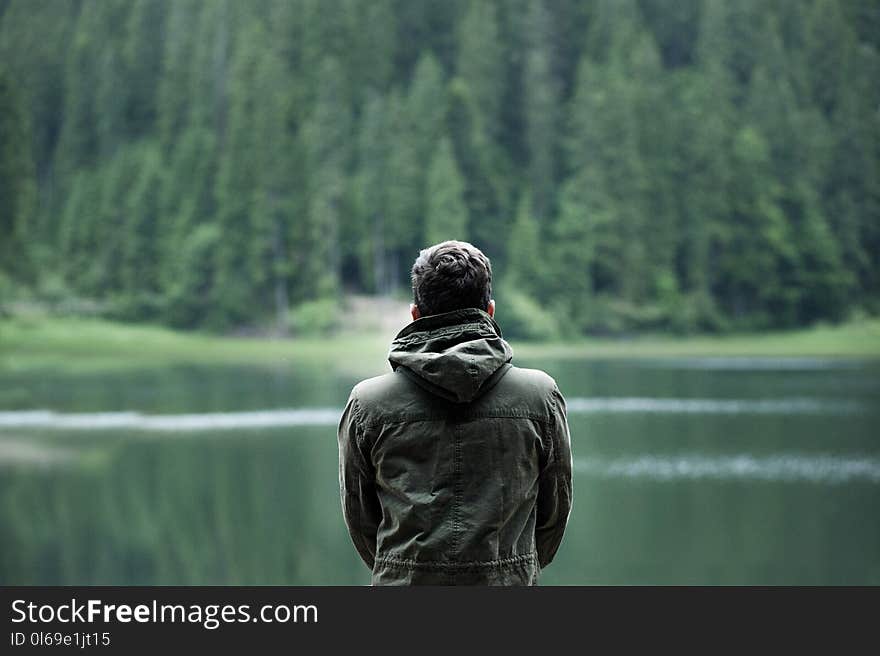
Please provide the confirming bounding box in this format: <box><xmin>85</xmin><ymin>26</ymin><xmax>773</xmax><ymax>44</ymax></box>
<box><xmin>349</xmin><ymin>392</ymin><xmax>369</xmax><ymax>447</ymax></box>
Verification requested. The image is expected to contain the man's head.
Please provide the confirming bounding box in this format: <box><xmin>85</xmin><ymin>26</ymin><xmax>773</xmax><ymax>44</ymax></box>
<box><xmin>410</xmin><ymin>240</ymin><xmax>494</xmax><ymax>320</ymax></box>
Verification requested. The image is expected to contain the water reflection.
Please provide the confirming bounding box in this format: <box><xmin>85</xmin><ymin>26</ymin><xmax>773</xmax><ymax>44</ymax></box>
<box><xmin>0</xmin><ymin>358</ymin><xmax>878</xmax><ymax>584</ymax></box>
<box><xmin>573</xmin><ymin>454</ymin><xmax>880</xmax><ymax>484</ymax></box>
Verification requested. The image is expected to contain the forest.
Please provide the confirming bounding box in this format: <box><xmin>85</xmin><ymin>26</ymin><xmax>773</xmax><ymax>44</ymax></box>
<box><xmin>0</xmin><ymin>0</ymin><xmax>878</xmax><ymax>338</ymax></box>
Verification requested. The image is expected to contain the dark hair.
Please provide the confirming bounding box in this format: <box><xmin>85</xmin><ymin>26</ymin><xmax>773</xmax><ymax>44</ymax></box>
<box><xmin>411</xmin><ymin>240</ymin><xmax>493</xmax><ymax>317</ymax></box>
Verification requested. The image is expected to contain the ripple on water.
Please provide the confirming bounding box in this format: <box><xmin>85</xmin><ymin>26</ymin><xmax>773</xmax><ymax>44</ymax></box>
<box><xmin>573</xmin><ymin>454</ymin><xmax>880</xmax><ymax>484</ymax></box>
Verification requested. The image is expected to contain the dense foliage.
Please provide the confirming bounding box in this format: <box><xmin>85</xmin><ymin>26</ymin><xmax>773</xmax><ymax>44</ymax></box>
<box><xmin>1</xmin><ymin>0</ymin><xmax>878</xmax><ymax>335</ymax></box>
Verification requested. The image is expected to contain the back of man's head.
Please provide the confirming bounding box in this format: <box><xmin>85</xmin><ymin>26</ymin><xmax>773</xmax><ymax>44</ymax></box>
<box><xmin>411</xmin><ymin>240</ymin><xmax>492</xmax><ymax>317</ymax></box>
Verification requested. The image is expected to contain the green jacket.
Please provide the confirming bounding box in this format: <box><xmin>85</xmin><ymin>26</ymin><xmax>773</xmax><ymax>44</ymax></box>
<box><xmin>338</xmin><ymin>308</ymin><xmax>572</xmax><ymax>585</ymax></box>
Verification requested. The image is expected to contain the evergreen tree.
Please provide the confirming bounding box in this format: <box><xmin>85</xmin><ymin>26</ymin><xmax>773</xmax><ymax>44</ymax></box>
<box><xmin>565</xmin><ymin>49</ymin><xmax>647</xmax><ymax>303</ymax></box>
<box><xmin>54</xmin><ymin>1</ymin><xmax>105</xmax><ymax>176</ymax></box>
<box><xmin>385</xmin><ymin>54</ymin><xmax>448</xmax><ymax>282</ymax></box>
<box><xmin>187</xmin><ymin>0</ymin><xmax>231</xmax><ymax>134</ymax></box>
<box><xmin>507</xmin><ymin>191</ymin><xmax>543</xmax><ymax>295</ymax></box>
<box><xmin>119</xmin><ymin>145</ymin><xmax>164</xmax><ymax>317</ymax></box>
<box><xmin>819</xmin><ymin>30</ymin><xmax>880</xmax><ymax>306</ymax></box>
<box><xmin>549</xmin><ymin>175</ymin><xmax>597</xmax><ymax>331</ymax></box>
<box><xmin>299</xmin><ymin>57</ymin><xmax>352</xmax><ymax>300</ymax></box>
<box><xmin>384</xmin><ymin>89</ymin><xmax>421</xmax><ymax>287</ymax></box>
<box><xmin>451</xmin><ymin>2</ymin><xmax>511</xmax><ymax>263</ymax></box>
<box><xmin>0</xmin><ymin>0</ymin><xmax>74</xmax><ymax>179</ymax></box>
<box><xmin>522</xmin><ymin>0</ymin><xmax>561</xmax><ymax>221</ymax></box>
<box><xmin>716</xmin><ymin>126</ymin><xmax>798</xmax><ymax>326</ymax></box>
<box><xmin>348</xmin><ymin>0</ymin><xmax>396</xmax><ymax>97</ymax></box>
<box><xmin>165</xmin><ymin>223</ymin><xmax>221</xmax><ymax>329</ymax></box>
<box><xmin>352</xmin><ymin>91</ymin><xmax>392</xmax><ymax>294</ymax></box>
<box><xmin>669</xmin><ymin>70</ymin><xmax>732</xmax><ymax>329</ymax></box>
<box><xmin>1</xmin><ymin>0</ymin><xmax>878</xmax><ymax>332</ymax></box>
<box><xmin>425</xmin><ymin>137</ymin><xmax>468</xmax><ymax>245</ymax></box>
<box><xmin>456</xmin><ymin>0</ymin><xmax>505</xmax><ymax>141</ymax></box>
<box><xmin>696</xmin><ymin>0</ymin><xmax>766</xmax><ymax>102</ymax></box>
<box><xmin>123</xmin><ymin>0</ymin><xmax>166</xmax><ymax>138</ymax></box>
<box><xmin>211</xmin><ymin>20</ymin><xmax>266</xmax><ymax>326</ymax></box>
<box><xmin>57</xmin><ymin>168</ymin><xmax>105</xmax><ymax>295</ymax></box>
<box><xmin>95</xmin><ymin>38</ymin><xmax>128</xmax><ymax>160</ymax></box>
<box><xmin>157</xmin><ymin>0</ymin><xmax>201</xmax><ymax>149</ymax></box>
<box><xmin>805</xmin><ymin>0</ymin><xmax>856</xmax><ymax>118</ymax></box>
<box><xmin>0</xmin><ymin>68</ymin><xmax>36</xmax><ymax>281</ymax></box>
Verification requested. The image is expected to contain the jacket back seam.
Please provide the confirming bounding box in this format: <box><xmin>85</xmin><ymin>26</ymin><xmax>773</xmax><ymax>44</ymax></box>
<box><xmin>361</xmin><ymin>412</ymin><xmax>554</xmax><ymax>429</ymax></box>
<box><xmin>374</xmin><ymin>552</ymin><xmax>538</xmax><ymax>571</ymax></box>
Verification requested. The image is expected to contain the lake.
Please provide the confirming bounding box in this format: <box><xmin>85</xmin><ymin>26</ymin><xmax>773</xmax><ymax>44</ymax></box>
<box><xmin>1</xmin><ymin>355</ymin><xmax>878</xmax><ymax>585</ymax></box>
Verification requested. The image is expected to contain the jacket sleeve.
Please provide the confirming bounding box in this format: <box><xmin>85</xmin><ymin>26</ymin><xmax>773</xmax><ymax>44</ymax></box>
<box><xmin>535</xmin><ymin>384</ymin><xmax>573</xmax><ymax>568</ymax></box>
<box><xmin>337</xmin><ymin>391</ymin><xmax>382</xmax><ymax>570</ymax></box>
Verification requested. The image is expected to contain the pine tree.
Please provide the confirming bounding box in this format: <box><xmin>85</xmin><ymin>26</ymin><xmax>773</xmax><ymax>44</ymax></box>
<box><xmin>745</xmin><ymin>31</ymin><xmax>853</xmax><ymax>323</ymax></box>
<box><xmin>816</xmin><ymin>18</ymin><xmax>880</xmax><ymax>307</ymax></box>
<box><xmin>717</xmin><ymin>126</ymin><xmax>798</xmax><ymax>326</ymax></box>
<box><xmin>384</xmin><ymin>90</ymin><xmax>421</xmax><ymax>287</ymax></box>
<box><xmin>299</xmin><ymin>56</ymin><xmax>352</xmax><ymax>300</ymax></box>
<box><xmin>0</xmin><ymin>68</ymin><xmax>36</xmax><ymax>281</ymax></box>
<box><xmin>1</xmin><ymin>0</ymin><xmax>878</xmax><ymax>332</ymax></box>
<box><xmin>584</xmin><ymin>0</ymin><xmax>642</xmax><ymax>64</ymax></box>
<box><xmin>123</xmin><ymin>0</ymin><xmax>166</xmax><ymax>138</ymax></box>
<box><xmin>159</xmin><ymin>127</ymin><xmax>218</xmax><ymax>297</ymax></box>
<box><xmin>507</xmin><ymin>190</ymin><xmax>543</xmax><ymax>295</ymax></box>
<box><xmin>405</xmin><ymin>53</ymin><xmax>448</xmax><ymax>170</ymax></box>
<box><xmin>54</xmin><ymin>2</ymin><xmax>104</xmax><ymax>177</ymax></box>
<box><xmin>696</xmin><ymin>0</ymin><xmax>766</xmax><ymax>103</ymax></box>
<box><xmin>0</xmin><ymin>0</ymin><xmax>75</xmax><ymax>179</ymax></box>
<box><xmin>549</xmin><ymin>175</ymin><xmax>598</xmax><ymax>331</ymax></box>
<box><xmin>352</xmin><ymin>91</ymin><xmax>392</xmax><ymax>294</ymax></box>
<box><xmin>451</xmin><ymin>1</ymin><xmax>511</xmax><ymax>263</ymax></box>
<box><xmin>250</xmin><ymin>38</ymin><xmax>295</xmax><ymax>326</ymax></box>
<box><xmin>805</xmin><ymin>0</ymin><xmax>856</xmax><ymax>118</ymax></box>
<box><xmin>94</xmin><ymin>39</ymin><xmax>127</xmax><ymax>160</ymax></box>
<box><xmin>348</xmin><ymin>0</ymin><xmax>396</xmax><ymax>97</ymax></box>
<box><xmin>522</xmin><ymin>0</ymin><xmax>561</xmax><ymax>221</ymax></box>
<box><xmin>187</xmin><ymin>0</ymin><xmax>231</xmax><ymax>134</ymax></box>
<box><xmin>211</xmin><ymin>20</ymin><xmax>266</xmax><ymax>326</ymax></box>
<box><xmin>157</xmin><ymin>0</ymin><xmax>201</xmax><ymax>149</ymax></box>
<box><xmin>456</xmin><ymin>0</ymin><xmax>505</xmax><ymax>141</ymax></box>
<box><xmin>565</xmin><ymin>49</ymin><xmax>648</xmax><ymax>303</ymax></box>
<box><xmin>446</xmin><ymin>79</ymin><xmax>511</xmax><ymax>265</ymax></box>
<box><xmin>120</xmin><ymin>145</ymin><xmax>164</xmax><ymax>317</ymax></box>
<box><xmin>384</xmin><ymin>54</ymin><xmax>448</xmax><ymax>281</ymax></box>
<box><xmin>425</xmin><ymin>137</ymin><xmax>468</xmax><ymax>245</ymax></box>
<box><xmin>165</xmin><ymin>223</ymin><xmax>221</xmax><ymax>329</ymax></box>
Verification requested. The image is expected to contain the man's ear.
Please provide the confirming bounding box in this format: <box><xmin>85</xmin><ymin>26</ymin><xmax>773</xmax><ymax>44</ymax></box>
<box><xmin>487</xmin><ymin>299</ymin><xmax>495</xmax><ymax>317</ymax></box>
<box><xmin>410</xmin><ymin>304</ymin><xmax>421</xmax><ymax>321</ymax></box>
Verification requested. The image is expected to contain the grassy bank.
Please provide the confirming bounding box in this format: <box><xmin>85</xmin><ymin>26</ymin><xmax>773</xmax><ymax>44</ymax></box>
<box><xmin>0</xmin><ymin>316</ymin><xmax>389</xmax><ymax>373</ymax></box>
<box><xmin>2</xmin><ymin>315</ymin><xmax>879</xmax><ymax>374</ymax></box>
<box><xmin>514</xmin><ymin>318</ymin><xmax>880</xmax><ymax>360</ymax></box>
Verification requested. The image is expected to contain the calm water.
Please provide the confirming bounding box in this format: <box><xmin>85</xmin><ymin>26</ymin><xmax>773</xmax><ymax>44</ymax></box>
<box><xmin>1</xmin><ymin>356</ymin><xmax>878</xmax><ymax>585</ymax></box>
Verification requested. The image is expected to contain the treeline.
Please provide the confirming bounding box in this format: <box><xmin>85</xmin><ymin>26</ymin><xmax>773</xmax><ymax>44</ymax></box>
<box><xmin>1</xmin><ymin>0</ymin><xmax>878</xmax><ymax>336</ymax></box>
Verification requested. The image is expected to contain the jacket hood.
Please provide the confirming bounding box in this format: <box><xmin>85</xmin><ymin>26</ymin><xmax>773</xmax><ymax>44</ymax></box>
<box><xmin>388</xmin><ymin>308</ymin><xmax>514</xmax><ymax>404</ymax></box>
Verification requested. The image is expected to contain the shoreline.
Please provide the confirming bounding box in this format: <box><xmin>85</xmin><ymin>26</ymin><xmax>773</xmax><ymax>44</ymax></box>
<box><xmin>2</xmin><ymin>316</ymin><xmax>879</xmax><ymax>373</ymax></box>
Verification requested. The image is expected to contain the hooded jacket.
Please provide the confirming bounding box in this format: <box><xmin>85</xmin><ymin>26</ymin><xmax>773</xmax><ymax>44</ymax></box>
<box><xmin>337</xmin><ymin>308</ymin><xmax>572</xmax><ymax>585</ymax></box>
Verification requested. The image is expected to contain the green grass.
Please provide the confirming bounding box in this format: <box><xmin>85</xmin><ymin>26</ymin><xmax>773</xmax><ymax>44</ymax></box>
<box><xmin>1</xmin><ymin>315</ymin><xmax>879</xmax><ymax>374</ymax></box>
<box><xmin>515</xmin><ymin>319</ymin><xmax>880</xmax><ymax>360</ymax></box>
<box><xmin>0</xmin><ymin>316</ymin><xmax>389</xmax><ymax>373</ymax></box>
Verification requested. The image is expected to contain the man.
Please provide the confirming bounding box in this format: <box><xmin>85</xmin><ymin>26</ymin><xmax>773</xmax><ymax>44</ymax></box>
<box><xmin>338</xmin><ymin>240</ymin><xmax>572</xmax><ymax>585</ymax></box>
